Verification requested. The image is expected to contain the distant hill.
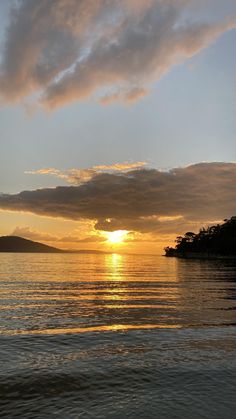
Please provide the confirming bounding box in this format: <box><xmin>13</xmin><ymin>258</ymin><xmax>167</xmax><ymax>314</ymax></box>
<box><xmin>0</xmin><ymin>236</ymin><xmax>64</xmax><ymax>253</ymax></box>
<box><xmin>165</xmin><ymin>217</ymin><xmax>236</xmax><ymax>259</ymax></box>
<box><xmin>0</xmin><ymin>236</ymin><xmax>113</xmax><ymax>254</ymax></box>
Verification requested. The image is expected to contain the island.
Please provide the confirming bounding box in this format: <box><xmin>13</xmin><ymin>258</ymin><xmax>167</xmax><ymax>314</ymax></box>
<box><xmin>0</xmin><ymin>236</ymin><xmax>64</xmax><ymax>253</ymax></box>
<box><xmin>0</xmin><ymin>236</ymin><xmax>111</xmax><ymax>254</ymax></box>
<box><xmin>164</xmin><ymin>217</ymin><xmax>236</xmax><ymax>259</ymax></box>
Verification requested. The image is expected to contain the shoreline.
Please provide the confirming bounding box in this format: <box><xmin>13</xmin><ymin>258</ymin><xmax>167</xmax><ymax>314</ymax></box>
<box><xmin>165</xmin><ymin>252</ymin><xmax>236</xmax><ymax>260</ymax></box>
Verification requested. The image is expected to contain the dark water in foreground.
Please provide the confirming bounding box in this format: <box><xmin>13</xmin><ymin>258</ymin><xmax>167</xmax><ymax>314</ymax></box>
<box><xmin>0</xmin><ymin>253</ymin><xmax>235</xmax><ymax>418</ymax></box>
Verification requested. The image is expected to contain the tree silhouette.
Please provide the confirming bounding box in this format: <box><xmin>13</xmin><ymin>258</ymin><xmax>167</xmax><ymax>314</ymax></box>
<box><xmin>165</xmin><ymin>217</ymin><xmax>236</xmax><ymax>257</ymax></box>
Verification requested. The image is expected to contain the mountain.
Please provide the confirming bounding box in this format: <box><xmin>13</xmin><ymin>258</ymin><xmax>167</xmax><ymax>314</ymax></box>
<box><xmin>165</xmin><ymin>217</ymin><xmax>236</xmax><ymax>259</ymax></box>
<box><xmin>0</xmin><ymin>236</ymin><xmax>64</xmax><ymax>253</ymax></box>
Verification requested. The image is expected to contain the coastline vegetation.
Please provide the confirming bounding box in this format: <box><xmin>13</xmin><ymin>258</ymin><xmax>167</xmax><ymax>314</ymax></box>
<box><xmin>165</xmin><ymin>217</ymin><xmax>236</xmax><ymax>259</ymax></box>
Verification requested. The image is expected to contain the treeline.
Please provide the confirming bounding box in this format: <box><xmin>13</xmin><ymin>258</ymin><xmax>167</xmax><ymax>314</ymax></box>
<box><xmin>165</xmin><ymin>217</ymin><xmax>236</xmax><ymax>257</ymax></box>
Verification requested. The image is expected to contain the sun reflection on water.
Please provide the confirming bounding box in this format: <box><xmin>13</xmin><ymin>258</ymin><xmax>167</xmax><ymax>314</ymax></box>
<box><xmin>1</xmin><ymin>253</ymin><xmax>235</xmax><ymax>337</ymax></box>
<box><xmin>105</xmin><ymin>253</ymin><xmax>124</xmax><ymax>281</ymax></box>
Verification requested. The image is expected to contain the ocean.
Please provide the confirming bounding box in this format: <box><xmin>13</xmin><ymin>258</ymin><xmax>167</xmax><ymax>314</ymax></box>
<box><xmin>0</xmin><ymin>253</ymin><xmax>235</xmax><ymax>418</ymax></box>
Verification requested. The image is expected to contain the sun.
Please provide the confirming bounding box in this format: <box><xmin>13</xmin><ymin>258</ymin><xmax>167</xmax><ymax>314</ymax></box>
<box><xmin>105</xmin><ymin>230</ymin><xmax>128</xmax><ymax>245</ymax></box>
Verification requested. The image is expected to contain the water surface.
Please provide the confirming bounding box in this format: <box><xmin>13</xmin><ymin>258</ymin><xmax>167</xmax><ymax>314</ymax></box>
<box><xmin>0</xmin><ymin>254</ymin><xmax>235</xmax><ymax>418</ymax></box>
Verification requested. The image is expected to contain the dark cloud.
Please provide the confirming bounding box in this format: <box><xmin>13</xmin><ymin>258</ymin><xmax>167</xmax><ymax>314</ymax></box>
<box><xmin>0</xmin><ymin>1</ymin><xmax>235</xmax><ymax>108</ymax></box>
<box><xmin>1</xmin><ymin>163</ymin><xmax>236</xmax><ymax>234</ymax></box>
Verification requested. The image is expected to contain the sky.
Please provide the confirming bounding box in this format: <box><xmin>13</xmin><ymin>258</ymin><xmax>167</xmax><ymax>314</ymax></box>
<box><xmin>0</xmin><ymin>0</ymin><xmax>236</xmax><ymax>254</ymax></box>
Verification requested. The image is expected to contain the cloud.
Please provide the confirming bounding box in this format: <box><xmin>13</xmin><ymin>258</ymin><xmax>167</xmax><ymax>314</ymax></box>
<box><xmin>58</xmin><ymin>235</ymin><xmax>105</xmax><ymax>243</ymax></box>
<box><xmin>0</xmin><ymin>0</ymin><xmax>235</xmax><ymax>108</ymax></box>
<box><xmin>25</xmin><ymin>161</ymin><xmax>147</xmax><ymax>184</ymax></box>
<box><xmin>25</xmin><ymin>167</ymin><xmax>95</xmax><ymax>184</ymax></box>
<box><xmin>11</xmin><ymin>226</ymin><xmax>57</xmax><ymax>242</ymax></box>
<box><xmin>11</xmin><ymin>226</ymin><xmax>105</xmax><ymax>244</ymax></box>
<box><xmin>93</xmin><ymin>161</ymin><xmax>147</xmax><ymax>171</ymax></box>
<box><xmin>2</xmin><ymin>162</ymin><xmax>236</xmax><ymax>234</ymax></box>
<box><xmin>100</xmin><ymin>86</ymin><xmax>148</xmax><ymax>105</ymax></box>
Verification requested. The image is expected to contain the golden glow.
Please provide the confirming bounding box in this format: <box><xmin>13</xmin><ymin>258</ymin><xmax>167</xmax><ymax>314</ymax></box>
<box><xmin>0</xmin><ymin>211</ymin><xmax>175</xmax><ymax>254</ymax></box>
<box><xmin>104</xmin><ymin>230</ymin><xmax>128</xmax><ymax>244</ymax></box>
<box><xmin>6</xmin><ymin>323</ymin><xmax>181</xmax><ymax>336</ymax></box>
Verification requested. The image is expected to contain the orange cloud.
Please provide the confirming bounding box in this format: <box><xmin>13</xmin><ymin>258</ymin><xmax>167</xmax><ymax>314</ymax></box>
<box><xmin>11</xmin><ymin>226</ymin><xmax>105</xmax><ymax>244</ymax></box>
<box><xmin>100</xmin><ymin>87</ymin><xmax>148</xmax><ymax>105</ymax></box>
<box><xmin>25</xmin><ymin>162</ymin><xmax>147</xmax><ymax>184</ymax></box>
<box><xmin>93</xmin><ymin>162</ymin><xmax>147</xmax><ymax>171</ymax></box>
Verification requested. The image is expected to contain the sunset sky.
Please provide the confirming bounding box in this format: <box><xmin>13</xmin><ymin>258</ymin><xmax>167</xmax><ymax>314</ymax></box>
<box><xmin>0</xmin><ymin>0</ymin><xmax>236</xmax><ymax>253</ymax></box>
